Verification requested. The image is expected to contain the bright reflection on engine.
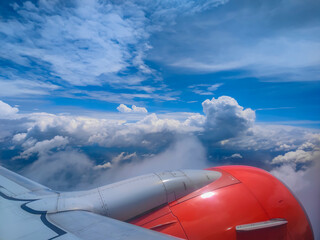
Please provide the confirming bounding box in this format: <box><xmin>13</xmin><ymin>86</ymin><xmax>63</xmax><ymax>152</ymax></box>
<box><xmin>201</xmin><ymin>192</ymin><xmax>215</xmax><ymax>199</ymax></box>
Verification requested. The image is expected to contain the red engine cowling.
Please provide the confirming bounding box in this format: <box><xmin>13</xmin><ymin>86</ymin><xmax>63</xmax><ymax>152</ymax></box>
<box><xmin>130</xmin><ymin>166</ymin><xmax>314</xmax><ymax>240</ymax></box>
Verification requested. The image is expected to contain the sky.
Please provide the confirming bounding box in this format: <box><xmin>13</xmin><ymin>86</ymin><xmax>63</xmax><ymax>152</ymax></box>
<box><xmin>0</xmin><ymin>0</ymin><xmax>319</xmax><ymax>238</ymax></box>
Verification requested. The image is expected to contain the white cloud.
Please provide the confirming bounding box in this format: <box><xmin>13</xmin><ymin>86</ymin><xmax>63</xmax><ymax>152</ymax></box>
<box><xmin>230</xmin><ymin>153</ymin><xmax>242</xmax><ymax>158</ymax></box>
<box><xmin>0</xmin><ymin>100</ymin><xmax>19</xmax><ymax>118</ymax></box>
<box><xmin>207</xmin><ymin>83</ymin><xmax>223</xmax><ymax>91</ymax></box>
<box><xmin>117</xmin><ymin>104</ymin><xmax>132</xmax><ymax>113</ymax></box>
<box><xmin>272</xmin><ymin>136</ymin><xmax>320</xmax><ymax>165</ymax></box>
<box><xmin>202</xmin><ymin>96</ymin><xmax>255</xmax><ymax>140</ymax></box>
<box><xmin>94</xmin><ymin>162</ymin><xmax>112</xmax><ymax>170</ymax></box>
<box><xmin>117</xmin><ymin>104</ymin><xmax>148</xmax><ymax>113</ymax></box>
<box><xmin>61</xmin><ymin>89</ymin><xmax>179</xmax><ymax>105</ymax></box>
<box><xmin>189</xmin><ymin>83</ymin><xmax>223</xmax><ymax>96</ymax></box>
<box><xmin>0</xmin><ymin>80</ymin><xmax>59</xmax><ymax>97</ymax></box>
<box><xmin>274</xmin><ymin>143</ymin><xmax>295</xmax><ymax>152</ymax></box>
<box><xmin>94</xmin><ymin>152</ymin><xmax>137</xmax><ymax>170</ymax></box>
<box><xmin>112</xmin><ymin>152</ymin><xmax>137</xmax><ymax>164</ymax></box>
<box><xmin>184</xmin><ymin>113</ymin><xmax>206</xmax><ymax>128</ymax></box>
<box><xmin>169</xmin><ymin>38</ymin><xmax>320</xmax><ymax>81</ymax></box>
<box><xmin>272</xmin><ymin>149</ymin><xmax>320</xmax><ymax>164</ymax></box>
<box><xmin>0</xmin><ymin>0</ymin><xmax>149</xmax><ymax>86</ymax></box>
<box><xmin>132</xmin><ymin>105</ymin><xmax>148</xmax><ymax>113</ymax></box>
<box><xmin>298</xmin><ymin>141</ymin><xmax>316</xmax><ymax>151</ymax></box>
<box><xmin>12</xmin><ymin>133</ymin><xmax>27</xmax><ymax>142</ymax></box>
<box><xmin>17</xmin><ymin>136</ymin><xmax>69</xmax><ymax>159</ymax></box>
<box><xmin>223</xmin><ymin>153</ymin><xmax>243</xmax><ymax>159</ymax></box>
<box><xmin>221</xmin><ymin>125</ymin><xmax>319</xmax><ymax>152</ymax></box>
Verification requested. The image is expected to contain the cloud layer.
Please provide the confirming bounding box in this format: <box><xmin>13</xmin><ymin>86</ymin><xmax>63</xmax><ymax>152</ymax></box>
<box><xmin>0</xmin><ymin>96</ymin><xmax>319</xmax><ymax>237</ymax></box>
<box><xmin>0</xmin><ymin>97</ymin><xmax>318</xmax><ymax>184</ymax></box>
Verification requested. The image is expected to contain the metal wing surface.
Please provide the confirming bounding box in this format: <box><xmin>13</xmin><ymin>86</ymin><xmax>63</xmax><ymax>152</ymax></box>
<box><xmin>0</xmin><ymin>166</ymin><xmax>180</xmax><ymax>240</ymax></box>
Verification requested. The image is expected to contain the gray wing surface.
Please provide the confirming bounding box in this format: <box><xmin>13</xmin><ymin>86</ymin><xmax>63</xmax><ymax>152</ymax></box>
<box><xmin>47</xmin><ymin>211</ymin><xmax>180</xmax><ymax>240</ymax></box>
<box><xmin>0</xmin><ymin>166</ymin><xmax>180</xmax><ymax>240</ymax></box>
<box><xmin>0</xmin><ymin>166</ymin><xmax>54</xmax><ymax>197</ymax></box>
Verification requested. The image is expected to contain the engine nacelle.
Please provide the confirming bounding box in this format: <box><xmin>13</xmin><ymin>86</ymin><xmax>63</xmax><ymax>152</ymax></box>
<box><xmin>130</xmin><ymin>166</ymin><xmax>314</xmax><ymax>240</ymax></box>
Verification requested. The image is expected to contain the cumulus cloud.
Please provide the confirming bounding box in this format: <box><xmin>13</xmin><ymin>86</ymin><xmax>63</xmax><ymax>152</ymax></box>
<box><xmin>0</xmin><ymin>100</ymin><xmax>19</xmax><ymax>118</ymax></box>
<box><xmin>12</xmin><ymin>133</ymin><xmax>27</xmax><ymax>142</ymax></box>
<box><xmin>202</xmin><ymin>96</ymin><xmax>255</xmax><ymax>140</ymax></box>
<box><xmin>132</xmin><ymin>105</ymin><xmax>148</xmax><ymax>113</ymax></box>
<box><xmin>221</xmin><ymin>125</ymin><xmax>319</xmax><ymax>152</ymax></box>
<box><xmin>272</xmin><ymin>136</ymin><xmax>320</xmax><ymax>165</ymax></box>
<box><xmin>117</xmin><ymin>104</ymin><xmax>148</xmax><ymax>113</ymax></box>
<box><xmin>16</xmin><ymin>136</ymin><xmax>69</xmax><ymax>159</ymax></box>
<box><xmin>117</xmin><ymin>104</ymin><xmax>132</xmax><ymax>113</ymax></box>
<box><xmin>272</xmin><ymin>149</ymin><xmax>320</xmax><ymax>165</ymax></box>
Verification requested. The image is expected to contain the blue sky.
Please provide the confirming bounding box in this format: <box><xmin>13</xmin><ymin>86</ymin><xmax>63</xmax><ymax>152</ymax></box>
<box><xmin>0</xmin><ymin>0</ymin><xmax>320</xmax><ymax>236</ymax></box>
<box><xmin>0</xmin><ymin>0</ymin><xmax>319</xmax><ymax>127</ymax></box>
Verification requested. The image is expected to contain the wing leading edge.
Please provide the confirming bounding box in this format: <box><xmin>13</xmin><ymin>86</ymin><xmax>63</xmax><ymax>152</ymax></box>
<box><xmin>0</xmin><ymin>166</ymin><xmax>180</xmax><ymax>240</ymax></box>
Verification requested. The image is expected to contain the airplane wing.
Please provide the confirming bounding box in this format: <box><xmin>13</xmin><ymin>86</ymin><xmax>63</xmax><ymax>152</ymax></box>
<box><xmin>0</xmin><ymin>165</ymin><xmax>55</xmax><ymax>197</ymax></box>
<box><xmin>0</xmin><ymin>166</ymin><xmax>180</xmax><ymax>240</ymax></box>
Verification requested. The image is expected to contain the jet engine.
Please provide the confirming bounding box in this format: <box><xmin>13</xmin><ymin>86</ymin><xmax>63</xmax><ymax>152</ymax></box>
<box><xmin>130</xmin><ymin>166</ymin><xmax>314</xmax><ymax>240</ymax></box>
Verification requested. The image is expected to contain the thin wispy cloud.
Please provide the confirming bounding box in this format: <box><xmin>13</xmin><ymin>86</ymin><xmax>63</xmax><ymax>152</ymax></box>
<box><xmin>189</xmin><ymin>83</ymin><xmax>223</xmax><ymax>95</ymax></box>
<box><xmin>0</xmin><ymin>0</ymin><xmax>229</xmax><ymax>102</ymax></box>
<box><xmin>149</xmin><ymin>0</ymin><xmax>320</xmax><ymax>82</ymax></box>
